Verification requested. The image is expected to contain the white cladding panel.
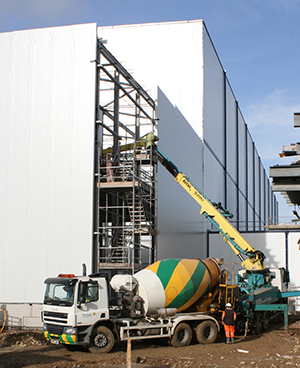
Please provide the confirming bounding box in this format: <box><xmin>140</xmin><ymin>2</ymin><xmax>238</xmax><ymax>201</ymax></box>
<box><xmin>0</xmin><ymin>24</ymin><xmax>97</xmax><ymax>302</ymax></box>
<box><xmin>209</xmin><ymin>232</ymin><xmax>287</xmax><ymax>276</ymax></box>
<box><xmin>288</xmin><ymin>232</ymin><xmax>300</xmax><ymax>289</ymax></box>
<box><xmin>202</xmin><ymin>26</ymin><xmax>224</xmax><ymax>162</ymax></box>
<box><xmin>210</xmin><ymin>230</ymin><xmax>300</xmax><ymax>289</ymax></box>
<box><xmin>157</xmin><ymin>88</ymin><xmax>205</xmax><ymax>260</ymax></box>
<box><xmin>98</xmin><ymin>21</ymin><xmax>204</xmax><ymax>138</ymax></box>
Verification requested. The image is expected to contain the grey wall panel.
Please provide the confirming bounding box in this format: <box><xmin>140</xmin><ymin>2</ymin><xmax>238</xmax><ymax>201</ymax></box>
<box><xmin>226</xmin><ymin>82</ymin><xmax>237</xmax><ymax>182</ymax></box>
<box><xmin>157</xmin><ymin>88</ymin><xmax>206</xmax><ymax>260</ymax></box>
<box><xmin>202</xmin><ymin>27</ymin><xmax>225</xmax><ymax>162</ymax></box>
<box><xmin>239</xmin><ymin>193</ymin><xmax>247</xmax><ymax>231</ymax></box>
<box><xmin>254</xmin><ymin>151</ymin><xmax>261</xmax><ymax>229</ymax></box>
<box><xmin>238</xmin><ymin>111</ymin><xmax>247</xmax><ymax>195</ymax></box>
<box><xmin>203</xmin><ymin>145</ymin><xmax>225</xmax><ymax>205</ymax></box>
<box><xmin>0</xmin><ymin>24</ymin><xmax>97</xmax><ymax>303</ymax></box>
<box><xmin>247</xmin><ymin>131</ymin><xmax>254</xmax><ymax>227</ymax></box>
<box><xmin>227</xmin><ymin>179</ymin><xmax>238</xmax><ymax>227</ymax></box>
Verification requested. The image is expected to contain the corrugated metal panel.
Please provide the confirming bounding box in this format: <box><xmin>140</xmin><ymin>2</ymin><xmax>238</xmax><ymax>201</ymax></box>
<box><xmin>157</xmin><ymin>88</ymin><xmax>205</xmax><ymax>260</ymax></box>
<box><xmin>238</xmin><ymin>110</ymin><xmax>247</xmax><ymax>195</ymax></box>
<box><xmin>0</xmin><ymin>23</ymin><xmax>97</xmax><ymax>302</ymax></box>
<box><xmin>202</xmin><ymin>26</ymin><xmax>225</xmax><ymax>162</ymax></box>
<box><xmin>239</xmin><ymin>192</ymin><xmax>247</xmax><ymax>231</ymax></box>
<box><xmin>226</xmin><ymin>82</ymin><xmax>237</xmax><ymax>181</ymax></box>
<box><xmin>203</xmin><ymin>145</ymin><xmax>225</xmax><ymax>205</ymax></box>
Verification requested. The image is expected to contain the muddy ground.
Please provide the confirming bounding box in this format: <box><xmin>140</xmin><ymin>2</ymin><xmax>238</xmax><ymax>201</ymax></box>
<box><xmin>1</xmin><ymin>320</ymin><xmax>300</xmax><ymax>368</ymax></box>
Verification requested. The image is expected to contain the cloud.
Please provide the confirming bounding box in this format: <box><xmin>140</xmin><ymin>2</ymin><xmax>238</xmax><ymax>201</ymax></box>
<box><xmin>244</xmin><ymin>89</ymin><xmax>300</xmax><ymax>164</ymax></box>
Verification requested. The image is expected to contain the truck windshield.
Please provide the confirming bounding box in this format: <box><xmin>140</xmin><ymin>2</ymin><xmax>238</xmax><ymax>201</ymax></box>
<box><xmin>44</xmin><ymin>279</ymin><xmax>77</xmax><ymax>306</ymax></box>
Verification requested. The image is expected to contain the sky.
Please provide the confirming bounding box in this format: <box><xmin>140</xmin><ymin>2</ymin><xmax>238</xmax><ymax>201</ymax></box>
<box><xmin>1</xmin><ymin>0</ymin><xmax>300</xmax><ymax>221</ymax></box>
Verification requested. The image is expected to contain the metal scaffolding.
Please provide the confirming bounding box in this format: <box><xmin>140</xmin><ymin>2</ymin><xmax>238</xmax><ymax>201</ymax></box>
<box><xmin>93</xmin><ymin>41</ymin><xmax>157</xmax><ymax>275</ymax></box>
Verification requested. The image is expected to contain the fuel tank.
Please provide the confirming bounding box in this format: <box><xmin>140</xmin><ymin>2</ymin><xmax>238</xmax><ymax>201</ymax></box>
<box><xmin>134</xmin><ymin>257</ymin><xmax>220</xmax><ymax>314</ymax></box>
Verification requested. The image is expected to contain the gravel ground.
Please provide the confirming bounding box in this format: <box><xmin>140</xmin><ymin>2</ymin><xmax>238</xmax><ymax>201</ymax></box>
<box><xmin>1</xmin><ymin>320</ymin><xmax>300</xmax><ymax>368</ymax></box>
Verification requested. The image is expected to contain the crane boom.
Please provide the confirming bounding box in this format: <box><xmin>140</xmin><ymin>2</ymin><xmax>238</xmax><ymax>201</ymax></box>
<box><xmin>153</xmin><ymin>145</ymin><xmax>265</xmax><ymax>271</ymax></box>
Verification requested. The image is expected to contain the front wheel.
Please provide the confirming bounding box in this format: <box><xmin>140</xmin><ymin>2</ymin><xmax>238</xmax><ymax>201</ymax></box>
<box><xmin>195</xmin><ymin>320</ymin><xmax>218</xmax><ymax>344</ymax></box>
<box><xmin>170</xmin><ymin>322</ymin><xmax>192</xmax><ymax>347</ymax></box>
<box><xmin>88</xmin><ymin>325</ymin><xmax>115</xmax><ymax>354</ymax></box>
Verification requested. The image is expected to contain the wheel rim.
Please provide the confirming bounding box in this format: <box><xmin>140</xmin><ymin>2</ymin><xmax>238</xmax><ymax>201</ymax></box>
<box><xmin>94</xmin><ymin>333</ymin><xmax>108</xmax><ymax>348</ymax></box>
<box><xmin>178</xmin><ymin>329</ymin><xmax>187</xmax><ymax>343</ymax></box>
<box><xmin>203</xmin><ymin>327</ymin><xmax>211</xmax><ymax>339</ymax></box>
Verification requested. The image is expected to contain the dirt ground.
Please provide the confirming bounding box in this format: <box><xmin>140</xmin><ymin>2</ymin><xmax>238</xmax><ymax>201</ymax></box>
<box><xmin>1</xmin><ymin>320</ymin><xmax>300</xmax><ymax>368</ymax></box>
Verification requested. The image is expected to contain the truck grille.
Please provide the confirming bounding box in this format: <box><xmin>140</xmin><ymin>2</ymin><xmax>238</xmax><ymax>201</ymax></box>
<box><xmin>46</xmin><ymin>324</ymin><xmax>64</xmax><ymax>335</ymax></box>
<box><xmin>43</xmin><ymin>311</ymin><xmax>68</xmax><ymax>324</ymax></box>
<box><xmin>44</xmin><ymin>311</ymin><xmax>68</xmax><ymax>319</ymax></box>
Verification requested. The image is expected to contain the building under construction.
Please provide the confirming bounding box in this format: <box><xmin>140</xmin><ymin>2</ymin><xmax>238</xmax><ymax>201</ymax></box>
<box><xmin>0</xmin><ymin>20</ymin><xmax>280</xmax><ymax>327</ymax></box>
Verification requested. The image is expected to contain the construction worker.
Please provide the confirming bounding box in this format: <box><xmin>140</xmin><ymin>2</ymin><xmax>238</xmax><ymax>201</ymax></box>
<box><xmin>145</xmin><ymin>132</ymin><xmax>158</xmax><ymax>148</ymax></box>
<box><xmin>222</xmin><ymin>303</ymin><xmax>236</xmax><ymax>344</ymax></box>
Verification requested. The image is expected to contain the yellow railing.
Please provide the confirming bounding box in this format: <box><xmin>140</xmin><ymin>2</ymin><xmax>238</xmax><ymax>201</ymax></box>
<box><xmin>0</xmin><ymin>309</ymin><xmax>6</xmax><ymax>333</ymax></box>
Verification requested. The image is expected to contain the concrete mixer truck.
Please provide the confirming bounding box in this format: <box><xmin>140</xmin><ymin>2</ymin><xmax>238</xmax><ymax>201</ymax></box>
<box><xmin>42</xmin><ymin>139</ymin><xmax>300</xmax><ymax>353</ymax></box>
<box><xmin>42</xmin><ymin>257</ymin><xmax>224</xmax><ymax>353</ymax></box>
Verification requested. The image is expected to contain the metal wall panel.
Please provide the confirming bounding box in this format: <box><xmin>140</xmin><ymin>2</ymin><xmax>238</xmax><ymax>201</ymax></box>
<box><xmin>238</xmin><ymin>110</ymin><xmax>247</xmax><ymax>195</ymax></box>
<box><xmin>203</xmin><ymin>145</ymin><xmax>225</xmax><ymax>204</ymax></box>
<box><xmin>239</xmin><ymin>192</ymin><xmax>247</xmax><ymax>231</ymax></box>
<box><xmin>226</xmin><ymin>82</ymin><xmax>237</xmax><ymax>182</ymax></box>
<box><xmin>227</xmin><ymin>179</ymin><xmax>238</xmax><ymax>228</ymax></box>
<box><xmin>98</xmin><ymin>21</ymin><xmax>204</xmax><ymax>138</ymax></box>
<box><xmin>157</xmin><ymin>88</ymin><xmax>205</xmax><ymax>260</ymax></box>
<box><xmin>0</xmin><ymin>24</ymin><xmax>97</xmax><ymax>303</ymax></box>
<box><xmin>254</xmin><ymin>151</ymin><xmax>261</xmax><ymax>229</ymax></box>
<box><xmin>247</xmin><ymin>131</ymin><xmax>254</xmax><ymax>230</ymax></box>
<box><xmin>202</xmin><ymin>26</ymin><xmax>225</xmax><ymax>162</ymax></box>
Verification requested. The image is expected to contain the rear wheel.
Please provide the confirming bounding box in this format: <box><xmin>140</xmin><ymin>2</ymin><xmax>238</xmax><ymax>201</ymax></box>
<box><xmin>88</xmin><ymin>326</ymin><xmax>115</xmax><ymax>354</ymax></box>
<box><xmin>170</xmin><ymin>323</ymin><xmax>192</xmax><ymax>347</ymax></box>
<box><xmin>254</xmin><ymin>312</ymin><xmax>263</xmax><ymax>335</ymax></box>
<box><xmin>263</xmin><ymin>312</ymin><xmax>270</xmax><ymax>331</ymax></box>
<box><xmin>195</xmin><ymin>320</ymin><xmax>218</xmax><ymax>344</ymax></box>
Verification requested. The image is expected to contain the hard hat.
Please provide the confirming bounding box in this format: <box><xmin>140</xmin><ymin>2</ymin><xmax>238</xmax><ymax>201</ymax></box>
<box><xmin>225</xmin><ymin>303</ymin><xmax>232</xmax><ymax>308</ymax></box>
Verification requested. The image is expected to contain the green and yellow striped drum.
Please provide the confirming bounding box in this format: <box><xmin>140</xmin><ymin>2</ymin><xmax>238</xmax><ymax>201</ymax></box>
<box><xmin>134</xmin><ymin>258</ymin><xmax>220</xmax><ymax>314</ymax></box>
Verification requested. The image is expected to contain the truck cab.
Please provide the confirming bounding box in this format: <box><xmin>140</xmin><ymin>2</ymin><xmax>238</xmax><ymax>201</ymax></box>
<box><xmin>42</xmin><ymin>274</ymin><xmax>109</xmax><ymax>347</ymax></box>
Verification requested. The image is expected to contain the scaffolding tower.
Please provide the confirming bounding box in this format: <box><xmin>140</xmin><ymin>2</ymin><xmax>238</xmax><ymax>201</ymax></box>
<box><xmin>93</xmin><ymin>41</ymin><xmax>157</xmax><ymax>275</ymax></box>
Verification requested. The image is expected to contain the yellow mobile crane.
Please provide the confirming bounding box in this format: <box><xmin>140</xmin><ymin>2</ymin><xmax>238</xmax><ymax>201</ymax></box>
<box><xmin>151</xmin><ymin>143</ymin><xmax>265</xmax><ymax>271</ymax></box>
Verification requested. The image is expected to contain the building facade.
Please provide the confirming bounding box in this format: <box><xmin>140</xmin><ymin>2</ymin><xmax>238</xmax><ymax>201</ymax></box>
<box><xmin>0</xmin><ymin>21</ymin><xmax>277</xmax><ymax>327</ymax></box>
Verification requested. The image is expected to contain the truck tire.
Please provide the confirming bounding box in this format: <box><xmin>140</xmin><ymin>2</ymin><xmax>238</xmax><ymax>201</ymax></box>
<box><xmin>195</xmin><ymin>320</ymin><xmax>218</xmax><ymax>344</ymax></box>
<box><xmin>263</xmin><ymin>312</ymin><xmax>270</xmax><ymax>331</ymax></box>
<box><xmin>254</xmin><ymin>312</ymin><xmax>263</xmax><ymax>335</ymax></box>
<box><xmin>88</xmin><ymin>325</ymin><xmax>115</xmax><ymax>354</ymax></box>
<box><xmin>170</xmin><ymin>322</ymin><xmax>192</xmax><ymax>347</ymax></box>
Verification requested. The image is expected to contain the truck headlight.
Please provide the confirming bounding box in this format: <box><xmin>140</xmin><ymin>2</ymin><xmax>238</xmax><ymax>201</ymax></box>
<box><xmin>63</xmin><ymin>327</ymin><xmax>77</xmax><ymax>335</ymax></box>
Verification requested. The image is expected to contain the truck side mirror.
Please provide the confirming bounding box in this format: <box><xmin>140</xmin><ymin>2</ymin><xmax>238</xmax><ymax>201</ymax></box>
<box><xmin>78</xmin><ymin>282</ymin><xmax>87</xmax><ymax>304</ymax></box>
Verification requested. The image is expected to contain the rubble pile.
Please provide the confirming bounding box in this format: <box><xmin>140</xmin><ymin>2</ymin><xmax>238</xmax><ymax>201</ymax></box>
<box><xmin>0</xmin><ymin>330</ymin><xmax>46</xmax><ymax>347</ymax></box>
